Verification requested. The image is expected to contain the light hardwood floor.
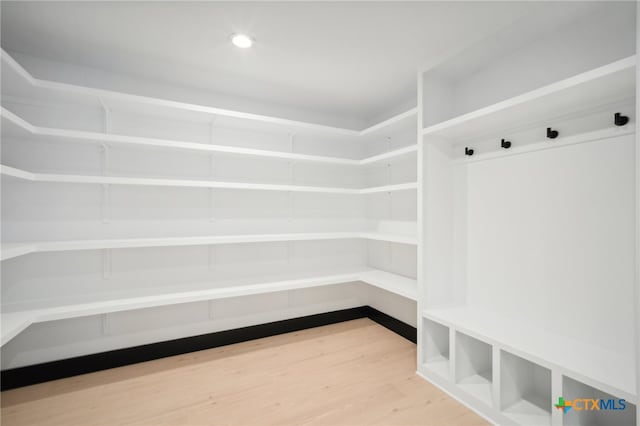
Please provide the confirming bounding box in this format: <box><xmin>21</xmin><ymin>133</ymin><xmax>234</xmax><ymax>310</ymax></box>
<box><xmin>1</xmin><ymin>318</ymin><xmax>488</xmax><ymax>426</ymax></box>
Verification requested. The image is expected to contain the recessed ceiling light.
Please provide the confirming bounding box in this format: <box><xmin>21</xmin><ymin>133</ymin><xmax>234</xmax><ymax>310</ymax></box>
<box><xmin>231</xmin><ymin>34</ymin><xmax>253</xmax><ymax>49</ymax></box>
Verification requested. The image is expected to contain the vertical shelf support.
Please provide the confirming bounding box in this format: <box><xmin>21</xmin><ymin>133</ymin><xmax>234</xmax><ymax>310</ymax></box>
<box><xmin>99</xmin><ymin>97</ymin><xmax>112</xmax><ymax>134</ymax></box>
<box><xmin>102</xmin><ymin>249</ymin><xmax>112</xmax><ymax>280</ymax></box>
<box><xmin>288</xmin><ymin>133</ymin><xmax>296</xmax><ymax>223</ymax></box>
<box><xmin>289</xmin><ymin>133</ymin><xmax>296</xmax><ymax>183</ymax></box>
<box><xmin>209</xmin><ymin>188</ymin><xmax>216</xmax><ymax>223</ymax></box>
<box><xmin>101</xmin><ymin>314</ymin><xmax>110</xmax><ymax>335</ymax></box>
<box><xmin>209</xmin><ymin>118</ymin><xmax>217</xmax><ymax>222</ymax></box>
<box><xmin>208</xmin><ymin>300</ymin><xmax>215</xmax><ymax>320</ymax></box>
<box><xmin>99</xmin><ymin>98</ymin><xmax>112</xmax><ymax>225</ymax></box>
<box><xmin>286</xmin><ymin>241</ymin><xmax>293</xmax><ymax>264</ymax></box>
<box><xmin>208</xmin><ymin>245</ymin><xmax>216</xmax><ymax>271</ymax></box>
<box><xmin>100</xmin><ymin>143</ymin><xmax>110</xmax><ymax>224</ymax></box>
<box><xmin>288</xmin><ymin>191</ymin><xmax>294</xmax><ymax>222</ymax></box>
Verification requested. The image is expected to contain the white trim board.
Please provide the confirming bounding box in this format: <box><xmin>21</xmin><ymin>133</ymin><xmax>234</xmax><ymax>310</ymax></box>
<box><xmin>1</xmin><ymin>269</ymin><xmax>417</xmax><ymax>346</ymax></box>
<box><xmin>1</xmin><ymin>49</ymin><xmax>416</xmax><ymax>136</ymax></box>
<box><xmin>450</xmin><ymin>126</ymin><xmax>635</xmax><ymax>166</ymax></box>
<box><xmin>0</xmin><ymin>231</ymin><xmax>418</xmax><ymax>261</ymax></box>
<box><xmin>0</xmin><ymin>165</ymin><xmax>418</xmax><ymax>195</ymax></box>
<box><xmin>1</xmin><ymin>108</ymin><xmax>418</xmax><ymax>166</ymax></box>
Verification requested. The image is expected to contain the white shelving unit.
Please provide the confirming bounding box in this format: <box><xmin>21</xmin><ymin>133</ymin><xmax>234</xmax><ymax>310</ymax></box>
<box><xmin>417</xmin><ymin>6</ymin><xmax>638</xmax><ymax>426</ymax></box>
<box><xmin>0</xmin><ymin>48</ymin><xmax>419</xmax><ymax>368</ymax></box>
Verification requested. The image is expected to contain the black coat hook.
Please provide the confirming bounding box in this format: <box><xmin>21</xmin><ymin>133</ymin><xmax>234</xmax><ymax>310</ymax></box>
<box><xmin>501</xmin><ymin>139</ymin><xmax>511</xmax><ymax>149</ymax></box>
<box><xmin>546</xmin><ymin>127</ymin><xmax>559</xmax><ymax>139</ymax></box>
<box><xmin>465</xmin><ymin>147</ymin><xmax>474</xmax><ymax>156</ymax></box>
<box><xmin>614</xmin><ymin>113</ymin><xmax>629</xmax><ymax>126</ymax></box>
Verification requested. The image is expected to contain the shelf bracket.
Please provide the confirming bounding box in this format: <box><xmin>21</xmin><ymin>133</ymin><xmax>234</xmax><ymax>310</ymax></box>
<box><xmin>100</xmin><ymin>143</ymin><xmax>110</xmax><ymax>223</ymax></box>
<box><xmin>102</xmin><ymin>249</ymin><xmax>112</xmax><ymax>280</ymax></box>
<box><xmin>99</xmin><ymin>97</ymin><xmax>112</xmax><ymax>134</ymax></box>
<box><xmin>286</xmin><ymin>241</ymin><xmax>293</xmax><ymax>264</ymax></box>
<box><xmin>288</xmin><ymin>191</ymin><xmax>294</xmax><ymax>222</ymax></box>
<box><xmin>287</xmin><ymin>289</ymin><xmax>293</xmax><ymax>308</ymax></box>
<box><xmin>209</xmin><ymin>188</ymin><xmax>216</xmax><ymax>222</ymax></box>
<box><xmin>208</xmin><ymin>300</ymin><xmax>215</xmax><ymax>320</ymax></box>
<box><xmin>289</xmin><ymin>160</ymin><xmax>295</xmax><ymax>185</ymax></box>
<box><xmin>289</xmin><ymin>132</ymin><xmax>296</xmax><ymax>153</ymax></box>
<box><xmin>208</xmin><ymin>245</ymin><xmax>216</xmax><ymax>270</ymax></box>
<box><xmin>288</xmin><ymin>133</ymin><xmax>296</xmax><ymax>184</ymax></box>
<box><xmin>101</xmin><ymin>184</ymin><xmax>111</xmax><ymax>224</ymax></box>
<box><xmin>209</xmin><ymin>119</ymin><xmax>217</xmax><ymax>174</ymax></box>
<box><xmin>209</xmin><ymin>119</ymin><xmax>217</xmax><ymax>222</ymax></box>
<box><xmin>101</xmin><ymin>314</ymin><xmax>110</xmax><ymax>335</ymax></box>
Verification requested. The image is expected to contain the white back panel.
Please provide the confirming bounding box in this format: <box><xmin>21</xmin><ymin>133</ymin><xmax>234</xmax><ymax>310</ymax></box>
<box><xmin>465</xmin><ymin>134</ymin><xmax>635</xmax><ymax>353</ymax></box>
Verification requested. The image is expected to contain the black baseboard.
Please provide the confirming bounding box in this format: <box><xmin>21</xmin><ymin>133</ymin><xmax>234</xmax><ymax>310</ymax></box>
<box><xmin>1</xmin><ymin>306</ymin><xmax>416</xmax><ymax>391</ymax></box>
<box><xmin>363</xmin><ymin>306</ymin><xmax>417</xmax><ymax>343</ymax></box>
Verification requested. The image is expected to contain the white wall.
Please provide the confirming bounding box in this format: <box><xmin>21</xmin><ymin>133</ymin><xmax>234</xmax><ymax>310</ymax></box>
<box><xmin>465</xmin><ymin>133</ymin><xmax>635</xmax><ymax>355</ymax></box>
<box><xmin>8</xmin><ymin>51</ymin><xmax>366</xmax><ymax>131</ymax></box>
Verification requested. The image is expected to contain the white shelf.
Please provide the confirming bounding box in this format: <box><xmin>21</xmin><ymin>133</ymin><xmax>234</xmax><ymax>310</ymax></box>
<box><xmin>0</xmin><ymin>165</ymin><xmax>417</xmax><ymax>195</ymax></box>
<box><xmin>1</xmin><ymin>268</ymin><xmax>416</xmax><ymax>346</ymax></box>
<box><xmin>1</xmin><ymin>49</ymin><xmax>417</xmax><ymax>137</ymax></box>
<box><xmin>357</xmin><ymin>269</ymin><xmax>417</xmax><ymax>300</ymax></box>
<box><xmin>359</xmin><ymin>107</ymin><xmax>418</xmax><ymax>136</ymax></box>
<box><xmin>1</xmin><ymin>232</ymin><xmax>418</xmax><ymax>261</ymax></box>
<box><xmin>357</xmin><ymin>231</ymin><xmax>417</xmax><ymax>245</ymax></box>
<box><xmin>422</xmin><ymin>307</ymin><xmax>636</xmax><ymax>400</ymax></box>
<box><xmin>357</xmin><ymin>182</ymin><xmax>418</xmax><ymax>194</ymax></box>
<box><xmin>421</xmin><ymin>56</ymin><xmax>636</xmax><ymax>141</ymax></box>
<box><xmin>1</xmin><ymin>107</ymin><xmax>417</xmax><ymax>166</ymax></box>
<box><xmin>359</xmin><ymin>144</ymin><xmax>418</xmax><ymax>165</ymax></box>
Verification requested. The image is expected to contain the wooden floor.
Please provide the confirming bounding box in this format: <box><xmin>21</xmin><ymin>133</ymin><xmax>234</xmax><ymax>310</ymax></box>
<box><xmin>1</xmin><ymin>319</ymin><xmax>487</xmax><ymax>426</ymax></box>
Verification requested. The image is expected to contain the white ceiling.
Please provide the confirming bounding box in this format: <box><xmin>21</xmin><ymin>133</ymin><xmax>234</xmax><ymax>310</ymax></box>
<box><xmin>2</xmin><ymin>2</ymin><xmax>556</xmax><ymax>127</ymax></box>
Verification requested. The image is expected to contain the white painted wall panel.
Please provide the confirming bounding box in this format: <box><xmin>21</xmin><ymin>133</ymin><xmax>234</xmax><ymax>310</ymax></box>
<box><xmin>466</xmin><ymin>134</ymin><xmax>635</xmax><ymax>354</ymax></box>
